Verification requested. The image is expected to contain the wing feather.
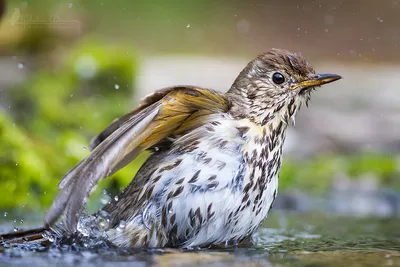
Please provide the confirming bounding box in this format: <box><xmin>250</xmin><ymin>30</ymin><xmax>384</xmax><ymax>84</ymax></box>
<box><xmin>45</xmin><ymin>86</ymin><xmax>229</xmax><ymax>232</ymax></box>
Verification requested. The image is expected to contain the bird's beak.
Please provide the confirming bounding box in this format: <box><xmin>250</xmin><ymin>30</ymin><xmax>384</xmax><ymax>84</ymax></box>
<box><xmin>291</xmin><ymin>73</ymin><xmax>342</xmax><ymax>91</ymax></box>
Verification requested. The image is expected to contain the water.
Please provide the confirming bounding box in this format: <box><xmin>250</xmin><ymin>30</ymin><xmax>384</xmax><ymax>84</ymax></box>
<box><xmin>1</xmin><ymin>212</ymin><xmax>399</xmax><ymax>266</ymax></box>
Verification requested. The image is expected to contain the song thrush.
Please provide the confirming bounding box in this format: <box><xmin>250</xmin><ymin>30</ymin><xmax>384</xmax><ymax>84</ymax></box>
<box><xmin>3</xmin><ymin>49</ymin><xmax>342</xmax><ymax>248</ymax></box>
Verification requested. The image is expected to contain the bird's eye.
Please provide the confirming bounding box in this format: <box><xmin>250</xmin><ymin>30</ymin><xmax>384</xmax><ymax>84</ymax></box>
<box><xmin>272</xmin><ymin>72</ymin><xmax>285</xmax><ymax>85</ymax></box>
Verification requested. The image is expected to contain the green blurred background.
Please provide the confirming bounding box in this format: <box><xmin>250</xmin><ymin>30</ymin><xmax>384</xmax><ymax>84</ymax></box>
<box><xmin>0</xmin><ymin>0</ymin><xmax>399</xmax><ymax>217</ymax></box>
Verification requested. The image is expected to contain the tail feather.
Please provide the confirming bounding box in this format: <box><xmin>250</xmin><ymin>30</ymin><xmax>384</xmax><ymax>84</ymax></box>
<box><xmin>0</xmin><ymin>227</ymin><xmax>51</xmax><ymax>245</ymax></box>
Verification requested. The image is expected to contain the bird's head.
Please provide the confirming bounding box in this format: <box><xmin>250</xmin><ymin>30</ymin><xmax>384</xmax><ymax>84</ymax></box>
<box><xmin>227</xmin><ymin>48</ymin><xmax>341</xmax><ymax>125</ymax></box>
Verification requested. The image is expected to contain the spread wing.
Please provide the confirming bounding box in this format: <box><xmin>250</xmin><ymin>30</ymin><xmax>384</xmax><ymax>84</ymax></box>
<box><xmin>45</xmin><ymin>86</ymin><xmax>229</xmax><ymax>232</ymax></box>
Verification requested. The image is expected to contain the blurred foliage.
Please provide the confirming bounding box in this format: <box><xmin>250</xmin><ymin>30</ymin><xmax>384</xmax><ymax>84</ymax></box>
<box><xmin>279</xmin><ymin>153</ymin><xmax>400</xmax><ymax>194</ymax></box>
<box><xmin>0</xmin><ymin>38</ymin><xmax>148</xmax><ymax>211</ymax></box>
<box><xmin>0</xmin><ymin>112</ymin><xmax>57</xmax><ymax>209</ymax></box>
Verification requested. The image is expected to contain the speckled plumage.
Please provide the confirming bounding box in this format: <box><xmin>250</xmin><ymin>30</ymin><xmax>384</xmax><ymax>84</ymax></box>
<box><xmin>44</xmin><ymin>49</ymin><xmax>341</xmax><ymax>248</ymax></box>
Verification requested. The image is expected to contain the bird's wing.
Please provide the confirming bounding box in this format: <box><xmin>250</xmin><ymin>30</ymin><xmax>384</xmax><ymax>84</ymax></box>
<box><xmin>45</xmin><ymin>86</ymin><xmax>229</xmax><ymax>232</ymax></box>
<box><xmin>89</xmin><ymin>86</ymin><xmax>183</xmax><ymax>150</ymax></box>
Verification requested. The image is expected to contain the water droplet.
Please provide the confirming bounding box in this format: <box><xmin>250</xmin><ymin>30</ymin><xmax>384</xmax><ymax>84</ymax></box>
<box><xmin>15</xmin><ymin>162</ymin><xmax>18</xmax><ymax>166</ymax></box>
<box><xmin>68</xmin><ymin>3</ymin><xmax>73</xmax><ymax>8</ymax></box>
<box><xmin>376</xmin><ymin>17</ymin><xmax>383</xmax><ymax>22</ymax></box>
<box><xmin>97</xmin><ymin>210</ymin><xmax>111</xmax><ymax>231</ymax></box>
<box><xmin>70</xmin><ymin>94</ymin><xmax>74</xmax><ymax>98</ymax></box>
<box><xmin>114</xmin><ymin>84</ymin><xmax>120</xmax><ymax>90</ymax></box>
<box><xmin>17</xmin><ymin>63</ymin><xmax>24</xmax><ymax>69</ymax></box>
<box><xmin>42</xmin><ymin>231</ymin><xmax>55</xmax><ymax>242</ymax></box>
<box><xmin>4</xmin><ymin>212</ymin><xmax>7</xmax><ymax>217</ymax></box>
<box><xmin>13</xmin><ymin>227</ymin><xmax>18</xmax><ymax>232</ymax></box>
<box><xmin>100</xmin><ymin>190</ymin><xmax>111</xmax><ymax>205</ymax></box>
<box><xmin>116</xmin><ymin>220</ymin><xmax>126</xmax><ymax>232</ymax></box>
<box><xmin>82</xmin><ymin>146</ymin><xmax>87</xmax><ymax>150</ymax></box>
<box><xmin>44</xmin><ymin>191</ymin><xmax>47</xmax><ymax>195</ymax></box>
<box><xmin>186</xmin><ymin>24</ymin><xmax>191</xmax><ymax>28</ymax></box>
<box><xmin>154</xmin><ymin>146</ymin><xmax>160</xmax><ymax>152</ymax></box>
<box><xmin>324</xmin><ymin>28</ymin><xmax>329</xmax><ymax>33</ymax></box>
<box><xmin>20</xmin><ymin>219</ymin><xmax>24</xmax><ymax>224</ymax></box>
<box><xmin>114</xmin><ymin>195</ymin><xmax>119</xmax><ymax>202</ymax></box>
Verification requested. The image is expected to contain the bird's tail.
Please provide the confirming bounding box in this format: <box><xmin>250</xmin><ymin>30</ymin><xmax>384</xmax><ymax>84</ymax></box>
<box><xmin>0</xmin><ymin>227</ymin><xmax>52</xmax><ymax>246</ymax></box>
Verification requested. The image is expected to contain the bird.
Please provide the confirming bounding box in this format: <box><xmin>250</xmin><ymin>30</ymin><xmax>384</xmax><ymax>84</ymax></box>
<box><xmin>1</xmin><ymin>49</ymin><xmax>341</xmax><ymax>248</ymax></box>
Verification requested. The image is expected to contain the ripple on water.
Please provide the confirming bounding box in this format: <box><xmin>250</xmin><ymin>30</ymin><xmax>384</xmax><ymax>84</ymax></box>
<box><xmin>0</xmin><ymin>213</ymin><xmax>399</xmax><ymax>266</ymax></box>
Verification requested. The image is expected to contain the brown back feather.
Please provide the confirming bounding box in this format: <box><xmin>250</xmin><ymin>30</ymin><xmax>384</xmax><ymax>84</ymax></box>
<box><xmin>45</xmin><ymin>86</ymin><xmax>229</xmax><ymax>232</ymax></box>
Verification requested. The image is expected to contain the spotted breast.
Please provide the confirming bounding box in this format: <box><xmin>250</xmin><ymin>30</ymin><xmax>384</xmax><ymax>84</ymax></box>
<box><xmin>102</xmin><ymin>113</ymin><xmax>286</xmax><ymax>248</ymax></box>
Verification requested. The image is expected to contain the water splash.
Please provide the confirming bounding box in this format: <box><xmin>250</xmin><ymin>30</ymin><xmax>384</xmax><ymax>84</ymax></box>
<box><xmin>116</xmin><ymin>220</ymin><xmax>126</xmax><ymax>232</ymax></box>
<box><xmin>97</xmin><ymin>210</ymin><xmax>111</xmax><ymax>231</ymax></box>
<box><xmin>42</xmin><ymin>231</ymin><xmax>55</xmax><ymax>243</ymax></box>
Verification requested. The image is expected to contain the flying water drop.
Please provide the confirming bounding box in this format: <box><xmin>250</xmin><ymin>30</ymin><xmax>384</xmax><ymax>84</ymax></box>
<box><xmin>100</xmin><ymin>190</ymin><xmax>111</xmax><ymax>205</ymax></box>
